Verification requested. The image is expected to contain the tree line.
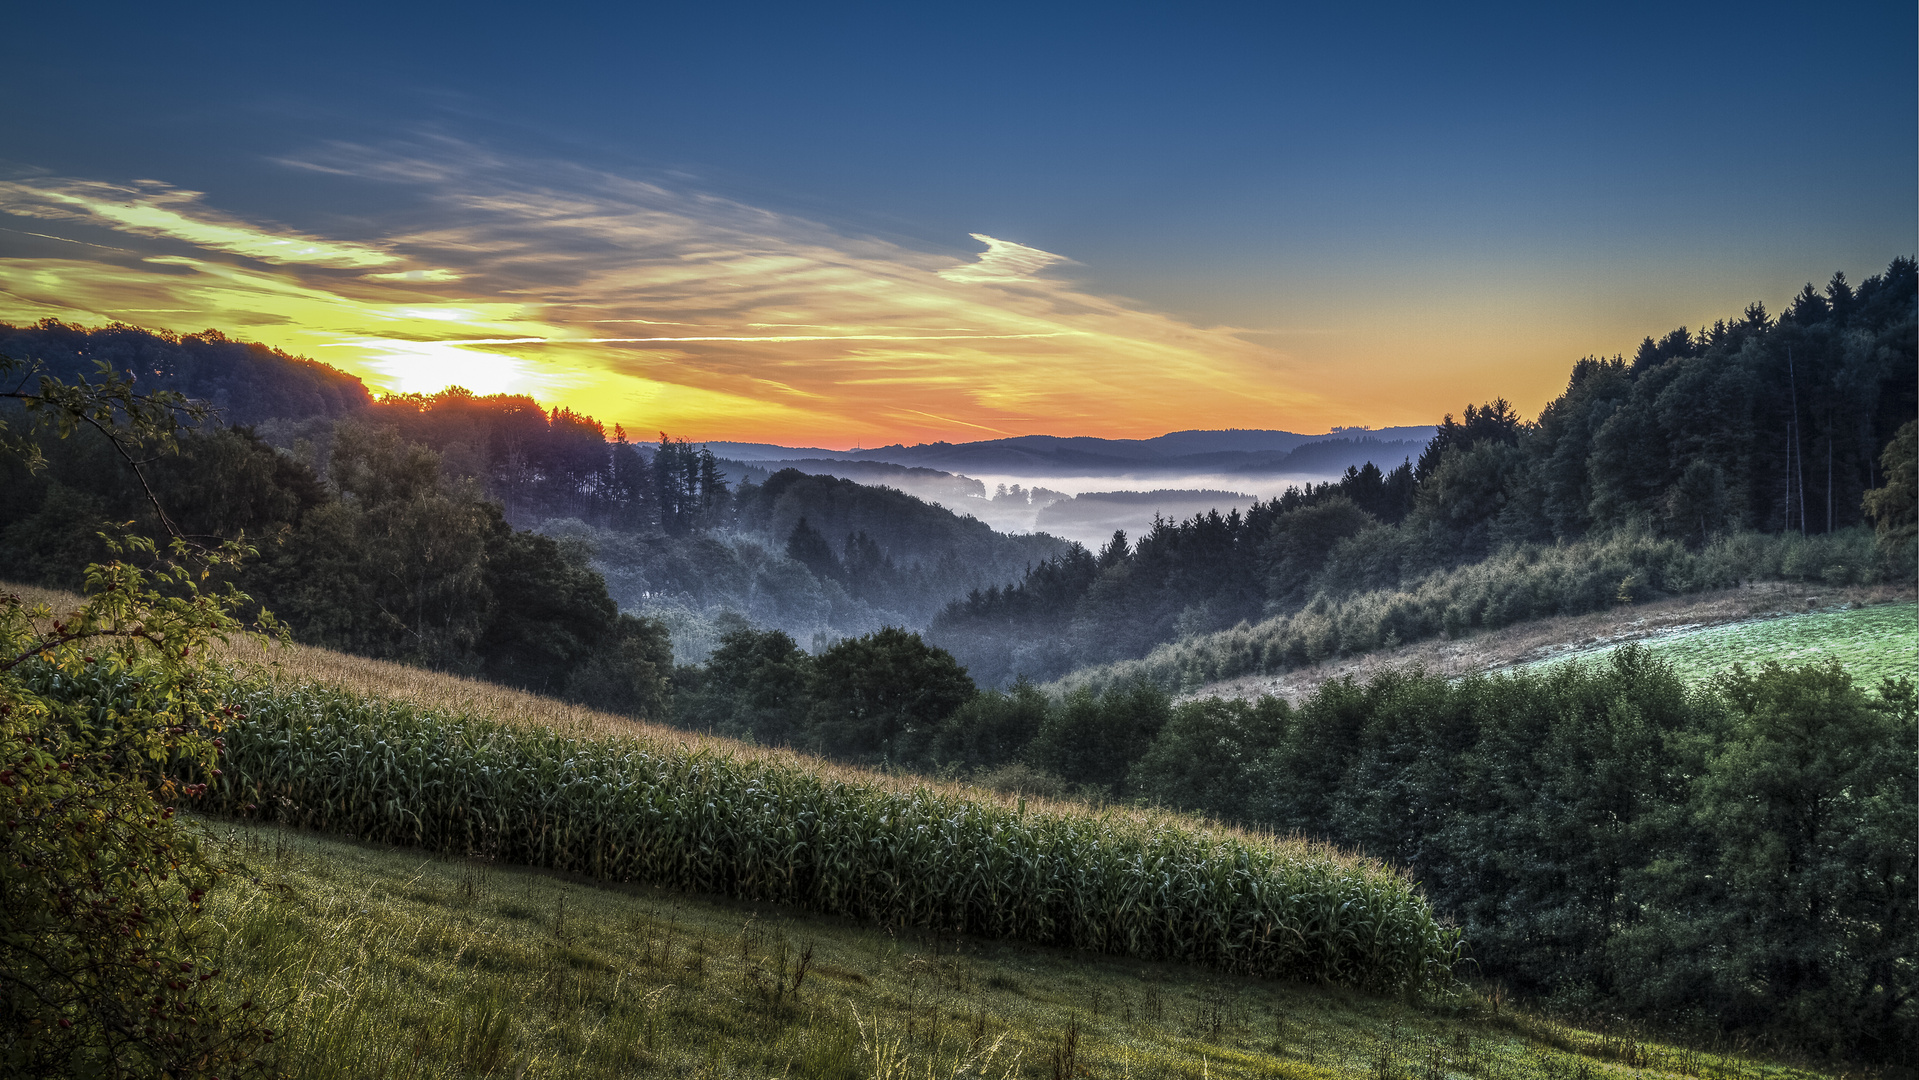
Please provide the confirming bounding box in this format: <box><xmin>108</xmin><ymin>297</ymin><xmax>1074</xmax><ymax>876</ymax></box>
<box><xmin>0</xmin><ymin>415</ymin><xmax>673</xmax><ymax>715</ymax></box>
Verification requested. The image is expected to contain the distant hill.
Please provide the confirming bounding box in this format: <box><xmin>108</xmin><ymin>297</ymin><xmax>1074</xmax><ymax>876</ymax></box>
<box><xmin>708</xmin><ymin>426</ymin><xmax>1436</xmax><ymax>476</ymax></box>
<box><xmin>705</xmin><ymin>441</ymin><xmax>860</xmax><ymax>460</ymax></box>
<box><xmin>1036</xmin><ymin>489</ymin><xmax>1258</xmax><ymax>546</ymax></box>
<box><xmin>737</xmin><ymin>469</ymin><xmax>1060</xmax><ymax>576</ymax></box>
<box><xmin>731</xmin><ymin>458</ymin><xmax>987</xmax><ymax>504</ymax></box>
<box><xmin>1225</xmin><ymin>436</ymin><xmax>1425</xmax><ymax>475</ymax></box>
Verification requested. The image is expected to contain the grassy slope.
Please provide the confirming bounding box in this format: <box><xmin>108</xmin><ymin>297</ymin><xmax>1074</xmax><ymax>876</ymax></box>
<box><xmin>203</xmin><ymin>826</ymin><xmax>1827</xmax><ymax>1080</ymax></box>
<box><xmin>1180</xmin><ymin>584</ymin><xmax>1913</xmax><ymax>705</ymax></box>
<box><xmin>1521</xmin><ymin>601</ymin><xmax>1917</xmax><ymax>686</ymax></box>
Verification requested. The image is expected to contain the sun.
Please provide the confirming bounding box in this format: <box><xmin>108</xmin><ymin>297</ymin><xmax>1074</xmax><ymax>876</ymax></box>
<box><xmin>338</xmin><ymin>339</ymin><xmax>556</xmax><ymax>398</ymax></box>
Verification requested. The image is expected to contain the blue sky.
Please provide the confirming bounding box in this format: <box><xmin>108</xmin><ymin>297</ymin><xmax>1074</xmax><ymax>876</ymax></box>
<box><xmin>2</xmin><ymin>1</ymin><xmax>1911</xmax><ymax>443</ymax></box>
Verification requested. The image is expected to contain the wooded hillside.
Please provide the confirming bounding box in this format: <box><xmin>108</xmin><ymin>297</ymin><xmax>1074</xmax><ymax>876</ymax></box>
<box><xmin>932</xmin><ymin>260</ymin><xmax>1917</xmax><ymax>684</ymax></box>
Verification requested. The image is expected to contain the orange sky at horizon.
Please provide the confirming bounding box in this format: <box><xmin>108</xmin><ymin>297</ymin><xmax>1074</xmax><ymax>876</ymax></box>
<box><xmin>0</xmin><ymin>160</ymin><xmax>1754</xmax><ymax>446</ymax></box>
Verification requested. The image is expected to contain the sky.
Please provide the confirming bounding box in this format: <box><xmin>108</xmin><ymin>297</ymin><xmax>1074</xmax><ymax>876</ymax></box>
<box><xmin>2</xmin><ymin>1</ymin><xmax>1912</xmax><ymax>447</ymax></box>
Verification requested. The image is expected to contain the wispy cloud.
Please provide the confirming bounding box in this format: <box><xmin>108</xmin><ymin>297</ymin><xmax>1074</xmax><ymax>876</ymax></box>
<box><xmin>0</xmin><ymin>180</ymin><xmax>399</xmax><ymax>268</ymax></box>
<box><xmin>935</xmin><ymin>233</ymin><xmax>1073</xmax><ymax>284</ymax></box>
<box><xmin>0</xmin><ymin>143</ymin><xmax>1331</xmax><ymax>444</ymax></box>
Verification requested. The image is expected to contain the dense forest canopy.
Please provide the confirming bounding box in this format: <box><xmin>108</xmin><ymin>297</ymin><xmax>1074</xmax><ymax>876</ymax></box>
<box><xmin>0</xmin><ymin>321</ymin><xmax>372</xmax><ymax>423</ymax></box>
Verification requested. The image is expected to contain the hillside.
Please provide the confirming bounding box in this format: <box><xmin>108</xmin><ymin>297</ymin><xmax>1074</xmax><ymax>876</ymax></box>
<box><xmin>1169</xmin><ymin>582</ymin><xmax>1915</xmax><ymax>705</ymax></box>
<box><xmin>928</xmin><ymin>261</ymin><xmax>1918</xmax><ymax>687</ymax></box>
<box><xmin>1038</xmin><ymin>528</ymin><xmax>1908</xmax><ymax>700</ymax></box>
<box><xmin>203</xmin><ymin>826</ymin><xmax>1830</xmax><ymax>1080</ymax></box>
<box><xmin>12</xmin><ymin>527</ymin><xmax>1917</xmax><ymax>1065</ymax></box>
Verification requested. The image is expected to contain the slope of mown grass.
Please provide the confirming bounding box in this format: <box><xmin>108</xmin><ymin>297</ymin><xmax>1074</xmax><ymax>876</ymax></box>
<box><xmin>200</xmin><ymin>825</ymin><xmax>1834</xmax><ymax>1080</ymax></box>
<box><xmin>1526</xmin><ymin>602</ymin><xmax>1916</xmax><ymax>686</ymax></box>
<box><xmin>1051</xmin><ymin>529</ymin><xmax>1896</xmax><ymax>697</ymax></box>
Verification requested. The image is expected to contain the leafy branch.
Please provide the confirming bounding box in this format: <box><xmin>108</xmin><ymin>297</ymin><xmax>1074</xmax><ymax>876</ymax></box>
<box><xmin>2</xmin><ymin>352</ymin><xmax>216</xmax><ymax>540</ymax></box>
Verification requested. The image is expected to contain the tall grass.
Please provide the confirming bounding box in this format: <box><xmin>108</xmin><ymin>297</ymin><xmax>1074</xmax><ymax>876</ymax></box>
<box><xmin>1063</xmin><ymin>528</ymin><xmax>1892</xmax><ymax>694</ymax></box>
<box><xmin>170</xmin><ymin>679</ymin><xmax>1459</xmax><ymax>995</ymax></box>
<box><xmin>199</xmin><ymin>828</ymin><xmax>1796</xmax><ymax>1080</ymax></box>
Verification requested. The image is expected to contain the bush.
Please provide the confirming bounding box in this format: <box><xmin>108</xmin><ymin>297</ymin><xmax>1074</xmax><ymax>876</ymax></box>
<box><xmin>3</xmin><ymin>550</ymin><xmax>278</xmax><ymax>1077</ymax></box>
<box><xmin>1</xmin><ymin>350</ymin><xmax>278</xmax><ymax>1075</ymax></box>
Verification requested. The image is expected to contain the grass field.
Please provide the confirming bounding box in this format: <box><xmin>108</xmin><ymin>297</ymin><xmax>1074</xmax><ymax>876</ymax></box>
<box><xmin>198</xmin><ymin>825</ymin><xmax>1829</xmax><ymax>1080</ymax></box>
<box><xmin>1527</xmin><ymin>602</ymin><xmax>1916</xmax><ymax>687</ymax></box>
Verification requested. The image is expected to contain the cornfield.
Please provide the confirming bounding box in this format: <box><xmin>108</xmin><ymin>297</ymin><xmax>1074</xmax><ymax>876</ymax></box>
<box><xmin>43</xmin><ymin>661</ymin><xmax>1462</xmax><ymax>994</ymax></box>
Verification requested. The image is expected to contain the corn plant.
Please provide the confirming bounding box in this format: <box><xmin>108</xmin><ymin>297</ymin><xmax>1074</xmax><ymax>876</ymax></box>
<box><xmin>182</xmin><ymin>681</ymin><xmax>1461</xmax><ymax>994</ymax></box>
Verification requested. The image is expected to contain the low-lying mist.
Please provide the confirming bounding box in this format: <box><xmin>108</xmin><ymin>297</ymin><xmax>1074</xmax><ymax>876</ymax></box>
<box><xmin>839</xmin><ymin>471</ymin><xmax>1354</xmax><ymax>546</ymax></box>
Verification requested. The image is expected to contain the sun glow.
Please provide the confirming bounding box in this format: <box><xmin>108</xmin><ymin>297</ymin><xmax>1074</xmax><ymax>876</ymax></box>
<box><xmin>321</xmin><ymin>339</ymin><xmax>555</xmax><ymax>397</ymax></box>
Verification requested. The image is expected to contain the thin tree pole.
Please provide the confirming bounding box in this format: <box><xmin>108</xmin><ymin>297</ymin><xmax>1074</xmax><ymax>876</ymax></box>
<box><xmin>1788</xmin><ymin>347</ymin><xmax>1806</xmax><ymax>536</ymax></box>
<box><xmin>1826</xmin><ymin>422</ymin><xmax>1834</xmax><ymax>533</ymax></box>
<box><xmin>1866</xmin><ymin>418</ymin><xmax>1877</xmax><ymax>490</ymax></box>
<box><xmin>1784</xmin><ymin>422</ymin><xmax>1795</xmax><ymax>532</ymax></box>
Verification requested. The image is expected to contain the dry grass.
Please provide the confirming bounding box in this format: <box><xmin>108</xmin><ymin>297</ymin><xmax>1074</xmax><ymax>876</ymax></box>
<box><xmin>1185</xmin><ymin>580</ymin><xmax>1915</xmax><ymax>705</ymax></box>
<box><xmin>203</xmin><ymin>826</ymin><xmax>1828</xmax><ymax>1080</ymax></box>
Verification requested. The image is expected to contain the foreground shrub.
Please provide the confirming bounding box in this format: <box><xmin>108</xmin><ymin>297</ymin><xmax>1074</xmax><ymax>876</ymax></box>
<box><xmin>2</xmin><ymin>353</ymin><xmax>278</xmax><ymax>1076</ymax></box>
<box><xmin>4</xmin><ymin>553</ymin><xmax>279</xmax><ymax>1077</ymax></box>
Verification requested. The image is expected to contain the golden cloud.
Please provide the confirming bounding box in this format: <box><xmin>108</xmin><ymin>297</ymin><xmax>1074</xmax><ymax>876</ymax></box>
<box><xmin>0</xmin><ymin>180</ymin><xmax>399</xmax><ymax>269</ymax></box>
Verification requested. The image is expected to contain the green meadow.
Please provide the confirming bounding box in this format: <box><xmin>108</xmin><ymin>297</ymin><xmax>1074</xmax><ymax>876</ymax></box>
<box><xmin>1529</xmin><ymin>602</ymin><xmax>1916</xmax><ymax>687</ymax></box>
<box><xmin>199</xmin><ymin>825</ymin><xmax>1828</xmax><ymax>1080</ymax></box>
